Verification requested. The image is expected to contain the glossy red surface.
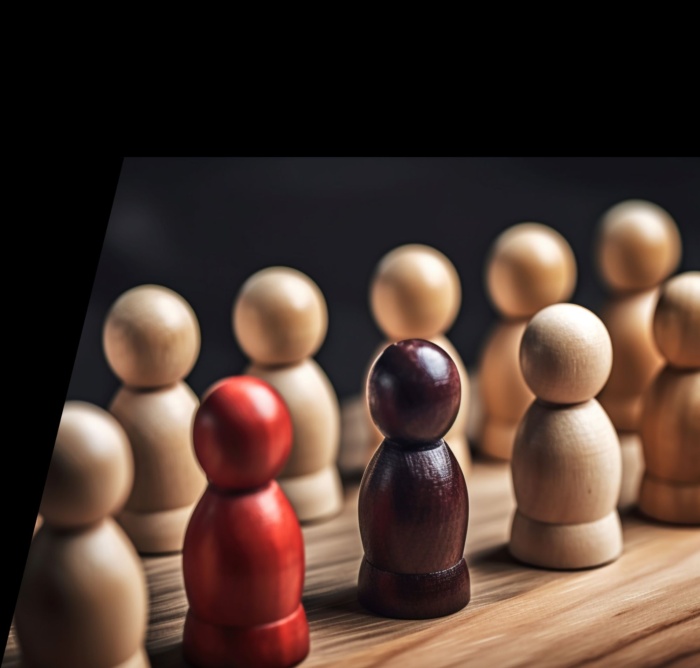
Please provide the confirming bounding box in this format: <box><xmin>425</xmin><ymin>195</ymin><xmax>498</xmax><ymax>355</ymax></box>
<box><xmin>184</xmin><ymin>375</ymin><xmax>309</xmax><ymax>667</ymax></box>
<box><xmin>183</xmin><ymin>482</ymin><xmax>304</xmax><ymax>626</ymax></box>
<box><xmin>194</xmin><ymin>376</ymin><xmax>293</xmax><ymax>490</ymax></box>
<box><xmin>183</xmin><ymin>604</ymin><xmax>309</xmax><ymax>668</ymax></box>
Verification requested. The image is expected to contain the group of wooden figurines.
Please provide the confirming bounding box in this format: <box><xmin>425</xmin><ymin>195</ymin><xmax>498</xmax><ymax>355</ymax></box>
<box><xmin>15</xmin><ymin>199</ymin><xmax>699</xmax><ymax>668</ymax></box>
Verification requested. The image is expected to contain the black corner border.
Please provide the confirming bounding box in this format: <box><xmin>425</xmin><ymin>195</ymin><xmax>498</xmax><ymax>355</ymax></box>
<box><xmin>2</xmin><ymin>156</ymin><xmax>124</xmax><ymax>655</ymax></box>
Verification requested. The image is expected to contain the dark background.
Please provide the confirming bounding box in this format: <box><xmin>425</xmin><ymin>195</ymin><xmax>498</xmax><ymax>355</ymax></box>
<box><xmin>67</xmin><ymin>157</ymin><xmax>700</xmax><ymax>407</ymax></box>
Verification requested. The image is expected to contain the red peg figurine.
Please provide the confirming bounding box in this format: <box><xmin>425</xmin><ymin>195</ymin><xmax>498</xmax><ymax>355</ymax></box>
<box><xmin>183</xmin><ymin>376</ymin><xmax>310</xmax><ymax>668</ymax></box>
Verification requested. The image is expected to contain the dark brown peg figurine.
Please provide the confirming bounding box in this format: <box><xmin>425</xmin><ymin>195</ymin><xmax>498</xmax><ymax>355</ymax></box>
<box><xmin>358</xmin><ymin>339</ymin><xmax>470</xmax><ymax>619</ymax></box>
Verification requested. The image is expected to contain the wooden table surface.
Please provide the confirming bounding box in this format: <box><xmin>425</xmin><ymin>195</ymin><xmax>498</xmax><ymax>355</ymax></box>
<box><xmin>4</xmin><ymin>399</ymin><xmax>700</xmax><ymax>667</ymax></box>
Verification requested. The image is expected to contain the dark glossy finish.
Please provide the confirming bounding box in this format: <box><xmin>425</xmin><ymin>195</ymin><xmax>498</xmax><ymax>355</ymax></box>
<box><xmin>183</xmin><ymin>376</ymin><xmax>309</xmax><ymax>667</ymax></box>
<box><xmin>357</xmin><ymin>438</ymin><xmax>471</xmax><ymax>619</ymax></box>
<box><xmin>358</xmin><ymin>557</ymin><xmax>470</xmax><ymax>619</ymax></box>
<box><xmin>359</xmin><ymin>441</ymin><xmax>468</xmax><ymax>573</ymax></box>
<box><xmin>359</xmin><ymin>340</ymin><xmax>470</xmax><ymax>619</ymax></box>
<box><xmin>368</xmin><ymin>339</ymin><xmax>461</xmax><ymax>445</ymax></box>
<box><xmin>184</xmin><ymin>483</ymin><xmax>304</xmax><ymax>626</ymax></box>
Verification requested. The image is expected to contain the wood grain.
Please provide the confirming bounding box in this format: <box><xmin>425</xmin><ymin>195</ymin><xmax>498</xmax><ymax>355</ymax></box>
<box><xmin>5</xmin><ymin>404</ymin><xmax>700</xmax><ymax>668</ymax></box>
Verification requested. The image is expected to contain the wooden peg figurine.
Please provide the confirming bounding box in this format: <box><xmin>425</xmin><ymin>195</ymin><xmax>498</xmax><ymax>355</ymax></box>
<box><xmin>478</xmin><ymin>223</ymin><xmax>577</xmax><ymax>460</ymax></box>
<box><xmin>358</xmin><ymin>339</ymin><xmax>470</xmax><ymax>619</ymax></box>
<box><xmin>365</xmin><ymin>244</ymin><xmax>471</xmax><ymax>474</ymax></box>
<box><xmin>595</xmin><ymin>200</ymin><xmax>682</xmax><ymax>508</ymax></box>
<box><xmin>103</xmin><ymin>284</ymin><xmax>206</xmax><ymax>553</ymax></box>
<box><xmin>183</xmin><ymin>376</ymin><xmax>309</xmax><ymax>668</ymax></box>
<box><xmin>639</xmin><ymin>272</ymin><xmax>700</xmax><ymax>524</ymax></box>
<box><xmin>15</xmin><ymin>401</ymin><xmax>150</xmax><ymax>668</ymax></box>
<box><xmin>233</xmin><ymin>267</ymin><xmax>343</xmax><ymax>523</ymax></box>
<box><xmin>510</xmin><ymin>304</ymin><xmax>623</xmax><ymax>569</ymax></box>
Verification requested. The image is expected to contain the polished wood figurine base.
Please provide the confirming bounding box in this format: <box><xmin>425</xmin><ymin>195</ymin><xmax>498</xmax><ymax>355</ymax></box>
<box><xmin>117</xmin><ymin>503</ymin><xmax>198</xmax><ymax>555</ymax></box>
<box><xmin>183</xmin><ymin>605</ymin><xmax>309</xmax><ymax>668</ymax></box>
<box><xmin>639</xmin><ymin>474</ymin><xmax>700</xmax><ymax>525</ymax></box>
<box><xmin>279</xmin><ymin>466</ymin><xmax>344</xmax><ymax>524</ymax></box>
<box><xmin>618</xmin><ymin>432</ymin><xmax>645</xmax><ymax>511</ymax></box>
<box><xmin>509</xmin><ymin>510</ymin><xmax>624</xmax><ymax>570</ymax></box>
<box><xmin>358</xmin><ymin>557</ymin><xmax>470</xmax><ymax>619</ymax></box>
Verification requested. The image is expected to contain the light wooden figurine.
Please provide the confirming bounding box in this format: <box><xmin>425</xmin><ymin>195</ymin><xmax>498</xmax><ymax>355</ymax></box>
<box><xmin>510</xmin><ymin>304</ymin><xmax>623</xmax><ymax>569</ymax></box>
<box><xmin>103</xmin><ymin>284</ymin><xmax>206</xmax><ymax>553</ymax></box>
<box><xmin>639</xmin><ymin>272</ymin><xmax>700</xmax><ymax>525</ymax></box>
<box><xmin>15</xmin><ymin>401</ymin><xmax>150</xmax><ymax>668</ymax></box>
<box><xmin>364</xmin><ymin>244</ymin><xmax>471</xmax><ymax>474</ymax></box>
<box><xmin>183</xmin><ymin>376</ymin><xmax>309</xmax><ymax>667</ymax></box>
<box><xmin>233</xmin><ymin>267</ymin><xmax>343</xmax><ymax>523</ymax></box>
<box><xmin>478</xmin><ymin>223</ymin><xmax>577</xmax><ymax>460</ymax></box>
<box><xmin>596</xmin><ymin>200</ymin><xmax>682</xmax><ymax>509</ymax></box>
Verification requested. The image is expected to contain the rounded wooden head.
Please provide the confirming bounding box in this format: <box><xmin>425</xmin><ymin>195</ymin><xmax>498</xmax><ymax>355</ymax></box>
<box><xmin>103</xmin><ymin>284</ymin><xmax>201</xmax><ymax>388</ymax></box>
<box><xmin>653</xmin><ymin>272</ymin><xmax>700</xmax><ymax>368</ymax></box>
<box><xmin>368</xmin><ymin>339</ymin><xmax>461</xmax><ymax>445</ymax></box>
<box><xmin>41</xmin><ymin>401</ymin><xmax>134</xmax><ymax>529</ymax></box>
<box><xmin>370</xmin><ymin>245</ymin><xmax>461</xmax><ymax>340</ymax></box>
<box><xmin>193</xmin><ymin>376</ymin><xmax>293</xmax><ymax>490</ymax></box>
<box><xmin>520</xmin><ymin>304</ymin><xmax>613</xmax><ymax>404</ymax></box>
<box><xmin>486</xmin><ymin>223</ymin><xmax>577</xmax><ymax>319</ymax></box>
<box><xmin>233</xmin><ymin>267</ymin><xmax>328</xmax><ymax>365</ymax></box>
<box><xmin>596</xmin><ymin>200</ymin><xmax>681</xmax><ymax>292</ymax></box>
